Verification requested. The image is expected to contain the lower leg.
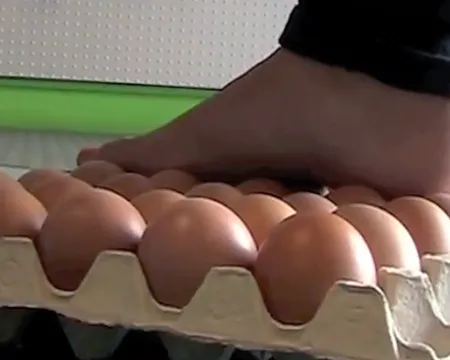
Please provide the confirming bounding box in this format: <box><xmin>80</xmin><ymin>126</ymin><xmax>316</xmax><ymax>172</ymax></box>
<box><xmin>94</xmin><ymin>2</ymin><xmax>450</xmax><ymax>196</ymax></box>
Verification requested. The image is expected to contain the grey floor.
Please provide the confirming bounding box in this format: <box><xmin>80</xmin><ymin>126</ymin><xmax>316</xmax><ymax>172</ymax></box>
<box><xmin>0</xmin><ymin>166</ymin><xmax>28</xmax><ymax>179</ymax></box>
<box><xmin>0</xmin><ymin>130</ymin><xmax>117</xmax><ymax>176</ymax></box>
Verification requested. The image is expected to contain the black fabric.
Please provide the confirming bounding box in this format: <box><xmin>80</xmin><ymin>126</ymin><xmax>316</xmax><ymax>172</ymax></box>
<box><xmin>279</xmin><ymin>1</ymin><xmax>450</xmax><ymax>95</ymax></box>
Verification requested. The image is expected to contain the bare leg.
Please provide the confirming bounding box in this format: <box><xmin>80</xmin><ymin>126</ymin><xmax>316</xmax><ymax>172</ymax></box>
<box><xmin>94</xmin><ymin>3</ymin><xmax>450</xmax><ymax>196</ymax></box>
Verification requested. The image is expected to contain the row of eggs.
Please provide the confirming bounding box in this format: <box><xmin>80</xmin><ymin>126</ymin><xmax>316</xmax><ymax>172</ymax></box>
<box><xmin>1</xmin><ymin>160</ymin><xmax>450</xmax><ymax>326</ymax></box>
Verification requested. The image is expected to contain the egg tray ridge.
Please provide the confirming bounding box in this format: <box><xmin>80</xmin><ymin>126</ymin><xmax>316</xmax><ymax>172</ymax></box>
<box><xmin>0</xmin><ymin>237</ymin><xmax>449</xmax><ymax>360</ymax></box>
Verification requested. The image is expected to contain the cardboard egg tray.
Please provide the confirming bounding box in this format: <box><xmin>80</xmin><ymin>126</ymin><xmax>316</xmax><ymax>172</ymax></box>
<box><xmin>0</xmin><ymin>237</ymin><xmax>448</xmax><ymax>360</ymax></box>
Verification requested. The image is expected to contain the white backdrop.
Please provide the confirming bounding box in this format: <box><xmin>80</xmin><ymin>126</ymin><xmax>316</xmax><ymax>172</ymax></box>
<box><xmin>0</xmin><ymin>0</ymin><xmax>296</xmax><ymax>88</ymax></box>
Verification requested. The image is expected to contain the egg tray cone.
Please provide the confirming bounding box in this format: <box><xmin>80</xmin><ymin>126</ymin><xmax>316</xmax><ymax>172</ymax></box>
<box><xmin>0</xmin><ymin>237</ymin><xmax>449</xmax><ymax>360</ymax></box>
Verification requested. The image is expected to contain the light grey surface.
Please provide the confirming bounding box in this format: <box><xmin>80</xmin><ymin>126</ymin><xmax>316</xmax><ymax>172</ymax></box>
<box><xmin>0</xmin><ymin>0</ymin><xmax>295</xmax><ymax>88</ymax></box>
<box><xmin>0</xmin><ymin>130</ymin><xmax>116</xmax><ymax>171</ymax></box>
<box><xmin>0</xmin><ymin>166</ymin><xmax>28</xmax><ymax>179</ymax></box>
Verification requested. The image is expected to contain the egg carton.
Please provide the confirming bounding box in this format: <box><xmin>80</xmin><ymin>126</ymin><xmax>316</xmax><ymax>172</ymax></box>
<box><xmin>0</xmin><ymin>237</ymin><xmax>449</xmax><ymax>360</ymax></box>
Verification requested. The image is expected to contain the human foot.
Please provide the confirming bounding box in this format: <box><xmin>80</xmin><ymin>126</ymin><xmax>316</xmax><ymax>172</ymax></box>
<box><xmin>93</xmin><ymin>49</ymin><xmax>450</xmax><ymax>197</ymax></box>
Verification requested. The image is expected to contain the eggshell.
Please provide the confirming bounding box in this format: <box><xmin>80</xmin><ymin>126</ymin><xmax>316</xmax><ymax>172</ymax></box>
<box><xmin>254</xmin><ymin>213</ymin><xmax>376</xmax><ymax>325</ymax></box>
<box><xmin>328</xmin><ymin>185</ymin><xmax>385</xmax><ymax>206</ymax></box>
<box><xmin>426</xmin><ymin>193</ymin><xmax>450</xmax><ymax>217</ymax></box>
<box><xmin>335</xmin><ymin>204</ymin><xmax>420</xmax><ymax>272</ymax></box>
<box><xmin>0</xmin><ymin>171</ymin><xmax>23</xmax><ymax>188</ymax></box>
<box><xmin>18</xmin><ymin>168</ymin><xmax>68</xmax><ymax>192</ymax></box>
<box><xmin>185</xmin><ymin>182</ymin><xmax>242</xmax><ymax>207</ymax></box>
<box><xmin>30</xmin><ymin>175</ymin><xmax>91</xmax><ymax>211</ymax></box>
<box><xmin>0</xmin><ymin>184</ymin><xmax>47</xmax><ymax>238</ymax></box>
<box><xmin>38</xmin><ymin>189</ymin><xmax>146</xmax><ymax>291</ymax></box>
<box><xmin>98</xmin><ymin>173</ymin><xmax>152</xmax><ymax>200</ymax></box>
<box><xmin>131</xmin><ymin>189</ymin><xmax>185</xmax><ymax>224</ymax></box>
<box><xmin>384</xmin><ymin>196</ymin><xmax>450</xmax><ymax>256</ymax></box>
<box><xmin>236</xmin><ymin>178</ymin><xmax>289</xmax><ymax>197</ymax></box>
<box><xmin>147</xmin><ymin>169</ymin><xmax>198</xmax><ymax>193</ymax></box>
<box><xmin>228</xmin><ymin>194</ymin><xmax>296</xmax><ymax>248</ymax></box>
<box><xmin>76</xmin><ymin>147</ymin><xmax>99</xmax><ymax>166</ymax></box>
<box><xmin>138</xmin><ymin>198</ymin><xmax>257</xmax><ymax>308</ymax></box>
<box><xmin>283</xmin><ymin>192</ymin><xmax>337</xmax><ymax>213</ymax></box>
<box><xmin>71</xmin><ymin>160</ymin><xmax>123</xmax><ymax>186</ymax></box>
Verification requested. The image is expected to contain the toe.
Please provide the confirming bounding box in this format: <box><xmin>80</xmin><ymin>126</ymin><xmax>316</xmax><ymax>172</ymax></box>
<box><xmin>95</xmin><ymin>138</ymin><xmax>138</xmax><ymax>168</ymax></box>
<box><xmin>76</xmin><ymin>146</ymin><xmax>100</xmax><ymax>165</ymax></box>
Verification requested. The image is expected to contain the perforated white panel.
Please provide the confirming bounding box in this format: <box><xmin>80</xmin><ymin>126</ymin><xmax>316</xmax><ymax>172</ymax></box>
<box><xmin>0</xmin><ymin>0</ymin><xmax>296</xmax><ymax>88</ymax></box>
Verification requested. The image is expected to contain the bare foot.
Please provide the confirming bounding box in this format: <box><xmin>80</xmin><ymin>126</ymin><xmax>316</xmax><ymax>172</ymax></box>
<box><xmin>94</xmin><ymin>49</ymin><xmax>450</xmax><ymax>196</ymax></box>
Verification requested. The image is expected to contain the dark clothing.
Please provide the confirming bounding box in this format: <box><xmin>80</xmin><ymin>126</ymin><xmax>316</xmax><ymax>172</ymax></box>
<box><xmin>279</xmin><ymin>1</ymin><xmax>450</xmax><ymax>95</ymax></box>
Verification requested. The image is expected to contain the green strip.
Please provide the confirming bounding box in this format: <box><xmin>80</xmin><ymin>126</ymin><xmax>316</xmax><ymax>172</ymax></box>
<box><xmin>0</xmin><ymin>78</ymin><xmax>215</xmax><ymax>135</ymax></box>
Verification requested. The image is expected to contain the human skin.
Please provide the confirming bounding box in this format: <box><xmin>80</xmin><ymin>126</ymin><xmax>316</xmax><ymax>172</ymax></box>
<box><xmin>92</xmin><ymin>49</ymin><xmax>450</xmax><ymax>197</ymax></box>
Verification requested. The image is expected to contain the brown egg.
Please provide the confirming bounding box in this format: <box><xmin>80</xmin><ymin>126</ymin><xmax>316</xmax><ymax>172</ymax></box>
<box><xmin>384</xmin><ymin>196</ymin><xmax>450</xmax><ymax>256</ymax></box>
<box><xmin>254</xmin><ymin>213</ymin><xmax>376</xmax><ymax>325</ymax></box>
<box><xmin>71</xmin><ymin>160</ymin><xmax>123</xmax><ymax>186</ymax></box>
<box><xmin>185</xmin><ymin>182</ymin><xmax>242</xmax><ymax>207</ymax></box>
<box><xmin>236</xmin><ymin>178</ymin><xmax>289</xmax><ymax>197</ymax></box>
<box><xmin>138</xmin><ymin>198</ymin><xmax>257</xmax><ymax>308</ymax></box>
<box><xmin>427</xmin><ymin>193</ymin><xmax>450</xmax><ymax>217</ymax></box>
<box><xmin>229</xmin><ymin>194</ymin><xmax>296</xmax><ymax>248</ymax></box>
<box><xmin>328</xmin><ymin>185</ymin><xmax>385</xmax><ymax>206</ymax></box>
<box><xmin>18</xmin><ymin>168</ymin><xmax>68</xmax><ymax>192</ymax></box>
<box><xmin>131</xmin><ymin>189</ymin><xmax>185</xmax><ymax>224</ymax></box>
<box><xmin>147</xmin><ymin>169</ymin><xmax>198</xmax><ymax>193</ymax></box>
<box><xmin>76</xmin><ymin>147</ymin><xmax>99</xmax><ymax>166</ymax></box>
<box><xmin>0</xmin><ymin>184</ymin><xmax>47</xmax><ymax>238</ymax></box>
<box><xmin>38</xmin><ymin>189</ymin><xmax>145</xmax><ymax>291</ymax></box>
<box><xmin>283</xmin><ymin>192</ymin><xmax>337</xmax><ymax>214</ymax></box>
<box><xmin>335</xmin><ymin>204</ymin><xmax>420</xmax><ymax>272</ymax></box>
<box><xmin>30</xmin><ymin>175</ymin><xmax>91</xmax><ymax>211</ymax></box>
<box><xmin>97</xmin><ymin>173</ymin><xmax>152</xmax><ymax>200</ymax></box>
<box><xmin>0</xmin><ymin>171</ymin><xmax>23</xmax><ymax>189</ymax></box>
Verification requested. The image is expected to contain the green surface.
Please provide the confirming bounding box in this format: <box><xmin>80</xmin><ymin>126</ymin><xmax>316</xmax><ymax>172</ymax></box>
<box><xmin>0</xmin><ymin>78</ymin><xmax>215</xmax><ymax>135</ymax></box>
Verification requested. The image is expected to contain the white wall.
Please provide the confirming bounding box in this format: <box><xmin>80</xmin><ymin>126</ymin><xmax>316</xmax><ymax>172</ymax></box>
<box><xmin>0</xmin><ymin>0</ymin><xmax>296</xmax><ymax>88</ymax></box>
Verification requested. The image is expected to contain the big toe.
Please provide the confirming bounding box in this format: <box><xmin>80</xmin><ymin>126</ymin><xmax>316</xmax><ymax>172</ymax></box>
<box><xmin>97</xmin><ymin>138</ymin><xmax>137</xmax><ymax>166</ymax></box>
<box><xmin>77</xmin><ymin>138</ymin><xmax>138</xmax><ymax>169</ymax></box>
<box><xmin>76</xmin><ymin>146</ymin><xmax>101</xmax><ymax>165</ymax></box>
